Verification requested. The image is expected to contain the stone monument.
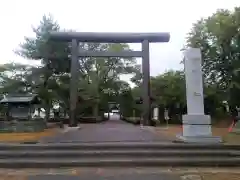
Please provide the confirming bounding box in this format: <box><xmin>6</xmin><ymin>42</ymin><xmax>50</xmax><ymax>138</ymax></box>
<box><xmin>176</xmin><ymin>48</ymin><xmax>222</xmax><ymax>143</ymax></box>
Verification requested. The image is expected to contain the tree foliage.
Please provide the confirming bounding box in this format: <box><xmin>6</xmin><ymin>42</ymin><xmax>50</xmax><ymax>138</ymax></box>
<box><xmin>151</xmin><ymin>70</ymin><xmax>185</xmax><ymax>107</ymax></box>
<box><xmin>186</xmin><ymin>7</ymin><xmax>240</xmax><ymax>107</ymax></box>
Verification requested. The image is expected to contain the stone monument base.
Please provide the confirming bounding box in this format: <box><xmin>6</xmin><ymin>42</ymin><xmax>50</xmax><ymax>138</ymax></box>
<box><xmin>176</xmin><ymin>134</ymin><xmax>222</xmax><ymax>144</ymax></box>
<box><xmin>176</xmin><ymin>114</ymin><xmax>222</xmax><ymax>144</ymax></box>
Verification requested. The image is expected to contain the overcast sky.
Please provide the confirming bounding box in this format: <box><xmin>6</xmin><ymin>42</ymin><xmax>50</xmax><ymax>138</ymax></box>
<box><xmin>0</xmin><ymin>0</ymin><xmax>239</xmax><ymax>77</ymax></box>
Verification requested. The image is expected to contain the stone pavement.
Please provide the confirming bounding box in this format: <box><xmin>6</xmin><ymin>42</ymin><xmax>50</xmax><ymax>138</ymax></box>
<box><xmin>0</xmin><ymin>168</ymin><xmax>185</xmax><ymax>180</ymax></box>
<box><xmin>40</xmin><ymin>118</ymin><xmax>172</xmax><ymax>143</ymax></box>
<box><xmin>28</xmin><ymin>173</ymin><xmax>181</xmax><ymax>180</ymax></box>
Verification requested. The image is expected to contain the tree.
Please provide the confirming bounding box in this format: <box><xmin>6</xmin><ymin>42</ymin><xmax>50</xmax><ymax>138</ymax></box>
<box><xmin>15</xmin><ymin>14</ymin><xmax>71</xmax><ymax>120</ymax></box>
<box><xmin>186</xmin><ymin>7</ymin><xmax>240</xmax><ymax>108</ymax></box>
<box><xmin>151</xmin><ymin>70</ymin><xmax>185</xmax><ymax>107</ymax></box>
<box><xmin>150</xmin><ymin>70</ymin><xmax>186</xmax><ymax>121</ymax></box>
<box><xmin>0</xmin><ymin>63</ymin><xmax>32</xmax><ymax>94</ymax></box>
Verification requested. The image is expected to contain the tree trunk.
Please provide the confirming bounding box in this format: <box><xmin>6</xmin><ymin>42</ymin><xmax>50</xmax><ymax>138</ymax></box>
<box><xmin>93</xmin><ymin>104</ymin><xmax>99</xmax><ymax>119</ymax></box>
<box><xmin>43</xmin><ymin>70</ymin><xmax>51</xmax><ymax>122</ymax></box>
<box><xmin>38</xmin><ymin>108</ymin><xmax>41</xmax><ymax>117</ymax></box>
<box><xmin>64</xmin><ymin>110</ymin><xmax>67</xmax><ymax>118</ymax></box>
<box><xmin>45</xmin><ymin>104</ymin><xmax>51</xmax><ymax>122</ymax></box>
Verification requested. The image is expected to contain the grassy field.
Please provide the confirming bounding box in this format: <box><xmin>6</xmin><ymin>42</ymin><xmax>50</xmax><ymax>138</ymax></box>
<box><xmin>0</xmin><ymin>129</ymin><xmax>57</xmax><ymax>143</ymax></box>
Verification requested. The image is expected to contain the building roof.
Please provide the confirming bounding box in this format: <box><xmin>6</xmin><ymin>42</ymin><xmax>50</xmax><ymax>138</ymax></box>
<box><xmin>0</xmin><ymin>94</ymin><xmax>40</xmax><ymax>104</ymax></box>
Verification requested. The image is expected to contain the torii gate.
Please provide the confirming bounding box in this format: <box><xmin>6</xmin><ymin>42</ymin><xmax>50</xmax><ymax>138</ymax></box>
<box><xmin>49</xmin><ymin>32</ymin><xmax>170</xmax><ymax>127</ymax></box>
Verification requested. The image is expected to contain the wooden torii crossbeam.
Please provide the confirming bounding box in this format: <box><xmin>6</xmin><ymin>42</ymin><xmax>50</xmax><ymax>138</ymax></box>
<box><xmin>48</xmin><ymin>32</ymin><xmax>170</xmax><ymax>127</ymax></box>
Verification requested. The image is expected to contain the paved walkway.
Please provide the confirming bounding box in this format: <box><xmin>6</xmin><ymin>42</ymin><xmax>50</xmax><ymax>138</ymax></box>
<box><xmin>28</xmin><ymin>173</ymin><xmax>181</xmax><ymax>180</ymax></box>
<box><xmin>41</xmin><ymin>117</ymin><xmax>171</xmax><ymax>143</ymax></box>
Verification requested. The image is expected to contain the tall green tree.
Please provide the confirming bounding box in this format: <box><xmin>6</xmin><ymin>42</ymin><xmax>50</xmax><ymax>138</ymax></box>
<box><xmin>0</xmin><ymin>63</ymin><xmax>32</xmax><ymax>94</ymax></box>
<box><xmin>15</xmin><ymin>15</ymin><xmax>70</xmax><ymax>120</ymax></box>
<box><xmin>151</xmin><ymin>70</ymin><xmax>186</xmax><ymax>107</ymax></box>
<box><xmin>186</xmin><ymin>7</ymin><xmax>240</xmax><ymax>107</ymax></box>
